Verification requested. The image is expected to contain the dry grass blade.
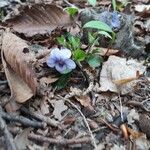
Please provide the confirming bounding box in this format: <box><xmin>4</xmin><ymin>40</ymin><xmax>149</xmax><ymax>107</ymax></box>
<box><xmin>5</xmin><ymin>4</ymin><xmax>73</xmax><ymax>37</ymax></box>
<box><xmin>1</xmin><ymin>31</ymin><xmax>37</xmax><ymax>103</ymax></box>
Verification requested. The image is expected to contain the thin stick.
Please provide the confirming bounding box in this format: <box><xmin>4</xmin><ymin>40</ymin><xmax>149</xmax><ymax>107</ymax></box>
<box><xmin>0</xmin><ymin>107</ymin><xmax>46</xmax><ymax>128</ymax></box>
<box><xmin>0</xmin><ymin>80</ymin><xmax>8</xmax><ymax>85</ymax></box>
<box><xmin>0</xmin><ymin>107</ymin><xmax>17</xmax><ymax>150</ymax></box>
<box><xmin>118</xmin><ymin>93</ymin><xmax>124</xmax><ymax>122</ymax></box>
<box><xmin>59</xmin><ymin>96</ymin><xmax>97</xmax><ymax>149</ymax></box>
<box><xmin>20</xmin><ymin>107</ymin><xmax>59</xmax><ymax>127</ymax></box>
<box><xmin>63</xmin><ymin>0</ymin><xmax>75</xmax><ymax>7</ymax></box>
<box><xmin>28</xmin><ymin>133</ymin><xmax>91</xmax><ymax>145</ymax></box>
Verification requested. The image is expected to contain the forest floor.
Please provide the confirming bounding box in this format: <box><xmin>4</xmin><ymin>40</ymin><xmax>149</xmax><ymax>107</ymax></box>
<box><xmin>0</xmin><ymin>0</ymin><xmax>150</xmax><ymax>150</ymax></box>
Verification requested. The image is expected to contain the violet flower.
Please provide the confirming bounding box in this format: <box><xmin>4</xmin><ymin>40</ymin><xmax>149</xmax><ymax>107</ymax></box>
<box><xmin>47</xmin><ymin>48</ymin><xmax>76</xmax><ymax>74</ymax></box>
<box><xmin>99</xmin><ymin>11</ymin><xmax>121</xmax><ymax>30</ymax></box>
<box><xmin>111</xmin><ymin>11</ymin><xmax>121</xmax><ymax>29</ymax></box>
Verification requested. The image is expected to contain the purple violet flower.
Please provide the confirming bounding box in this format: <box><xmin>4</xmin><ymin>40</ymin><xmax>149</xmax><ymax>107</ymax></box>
<box><xmin>47</xmin><ymin>48</ymin><xmax>76</xmax><ymax>74</ymax></box>
<box><xmin>111</xmin><ymin>11</ymin><xmax>121</xmax><ymax>29</ymax></box>
<box><xmin>99</xmin><ymin>11</ymin><xmax>121</xmax><ymax>30</ymax></box>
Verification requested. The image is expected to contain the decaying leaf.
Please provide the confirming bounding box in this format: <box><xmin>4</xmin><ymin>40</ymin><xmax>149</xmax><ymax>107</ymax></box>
<box><xmin>135</xmin><ymin>135</ymin><xmax>150</xmax><ymax>150</ymax></box>
<box><xmin>127</xmin><ymin>109</ymin><xmax>139</xmax><ymax>125</ymax></box>
<box><xmin>127</xmin><ymin>127</ymin><xmax>144</xmax><ymax>139</ymax></box>
<box><xmin>135</xmin><ymin>4</ymin><xmax>150</xmax><ymax>13</ymax></box>
<box><xmin>134</xmin><ymin>4</ymin><xmax>150</xmax><ymax>18</ymax></box>
<box><xmin>75</xmin><ymin>95</ymin><xmax>94</xmax><ymax>111</ymax></box>
<box><xmin>139</xmin><ymin>114</ymin><xmax>150</xmax><ymax>138</ymax></box>
<box><xmin>40</xmin><ymin>77</ymin><xmax>58</xmax><ymax>86</ymax></box>
<box><xmin>5</xmin><ymin>4</ymin><xmax>73</xmax><ymax>37</ymax></box>
<box><xmin>97</xmin><ymin>47</ymin><xmax>119</xmax><ymax>56</ymax></box>
<box><xmin>113</xmin><ymin>71</ymin><xmax>141</xmax><ymax>85</ymax></box>
<box><xmin>1</xmin><ymin>31</ymin><xmax>37</xmax><ymax>103</ymax></box>
<box><xmin>40</xmin><ymin>99</ymin><xmax>49</xmax><ymax>115</ymax></box>
<box><xmin>52</xmin><ymin>100</ymin><xmax>68</xmax><ymax>121</ymax></box>
<box><xmin>99</xmin><ymin>56</ymin><xmax>146</xmax><ymax>94</ymax></box>
<box><xmin>14</xmin><ymin>128</ymin><xmax>31</xmax><ymax>150</ymax></box>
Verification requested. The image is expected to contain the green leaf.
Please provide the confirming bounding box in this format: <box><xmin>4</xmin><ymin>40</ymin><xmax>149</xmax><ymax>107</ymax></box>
<box><xmin>74</xmin><ymin>49</ymin><xmax>86</xmax><ymax>62</ymax></box>
<box><xmin>54</xmin><ymin>73</ymin><xmax>71</xmax><ymax>90</ymax></box>
<box><xmin>83</xmin><ymin>20</ymin><xmax>113</xmax><ymax>33</ymax></box>
<box><xmin>57</xmin><ymin>35</ymin><xmax>66</xmax><ymax>46</ymax></box>
<box><xmin>65</xmin><ymin>7</ymin><xmax>78</xmax><ymax>16</ymax></box>
<box><xmin>88</xmin><ymin>0</ymin><xmax>97</xmax><ymax>6</ymax></box>
<box><xmin>68</xmin><ymin>35</ymin><xmax>80</xmax><ymax>51</ymax></box>
<box><xmin>98</xmin><ymin>31</ymin><xmax>112</xmax><ymax>39</ymax></box>
<box><xmin>112</xmin><ymin>0</ymin><xmax>117</xmax><ymax>11</ymax></box>
<box><xmin>88</xmin><ymin>32</ymin><xmax>96</xmax><ymax>44</ymax></box>
<box><xmin>87</xmin><ymin>54</ymin><xmax>102</xmax><ymax>68</ymax></box>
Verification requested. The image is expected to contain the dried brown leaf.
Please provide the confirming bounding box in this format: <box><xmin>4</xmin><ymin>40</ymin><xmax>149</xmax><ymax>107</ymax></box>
<box><xmin>6</xmin><ymin>4</ymin><xmax>72</xmax><ymax>37</ymax></box>
<box><xmin>40</xmin><ymin>77</ymin><xmax>58</xmax><ymax>85</ymax></box>
<box><xmin>97</xmin><ymin>47</ymin><xmax>119</xmax><ymax>56</ymax></box>
<box><xmin>75</xmin><ymin>95</ymin><xmax>94</xmax><ymax>111</ymax></box>
<box><xmin>127</xmin><ymin>127</ymin><xmax>144</xmax><ymax>139</ymax></box>
<box><xmin>1</xmin><ymin>31</ymin><xmax>37</xmax><ymax>103</ymax></box>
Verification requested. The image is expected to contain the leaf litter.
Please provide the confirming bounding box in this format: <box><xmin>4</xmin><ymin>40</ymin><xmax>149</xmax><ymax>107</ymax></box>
<box><xmin>0</xmin><ymin>0</ymin><xmax>149</xmax><ymax>150</ymax></box>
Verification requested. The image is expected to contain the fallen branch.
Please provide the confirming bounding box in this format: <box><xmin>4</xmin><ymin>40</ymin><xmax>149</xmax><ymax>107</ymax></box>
<box><xmin>0</xmin><ymin>107</ymin><xmax>46</xmax><ymax>128</ymax></box>
<box><xmin>28</xmin><ymin>133</ymin><xmax>91</xmax><ymax>145</ymax></box>
<box><xmin>0</xmin><ymin>108</ymin><xmax>17</xmax><ymax>150</ymax></box>
<box><xmin>0</xmin><ymin>80</ymin><xmax>8</xmax><ymax>85</ymax></box>
<box><xmin>20</xmin><ymin>106</ymin><xmax>59</xmax><ymax>127</ymax></box>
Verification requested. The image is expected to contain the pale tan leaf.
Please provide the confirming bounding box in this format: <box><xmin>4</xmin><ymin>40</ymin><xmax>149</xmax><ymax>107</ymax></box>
<box><xmin>75</xmin><ymin>95</ymin><xmax>94</xmax><ymax>111</ymax></box>
<box><xmin>6</xmin><ymin>4</ymin><xmax>72</xmax><ymax>37</ymax></box>
<box><xmin>40</xmin><ymin>77</ymin><xmax>58</xmax><ymax>85</ymax></box>
<box><xmin>97</xmin><ymin>47</ymin><xmax>119</xmax><ymax>56</ymax></box>
<box><xmin>1</xmin><ymin>31</ymin><xmax>37</xmax><ymax>103</ymax></box>
<box><xmin>99</xmin><ymin>56</ymin><xmax>146</xmax><ymax>94</ymax></box>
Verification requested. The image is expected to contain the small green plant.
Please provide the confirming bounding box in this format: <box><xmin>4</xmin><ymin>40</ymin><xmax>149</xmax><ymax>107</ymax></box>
<box><xmin>112</xmin><ymin>0</ymin><xmax>131</xmax><ymax>11</ymax></box>
<box><xmin>0</xmin><ymin>8</ymin><xmax>4</xmax><ymax>19</ymax></box>
<box><xmin>65</xmin><ymin>7</ymin><xmax>78</xmax><ymax>17</ymax></box>
<box><xmin>52</xmin><ymin>18</ymin><xmax>114</xmax><ymax>89</ymax></box>
<box><xmin>57</xmin><ymin>32</ymin><xmax>104</xmax><ymax>69</ymax></box>
<box><xmin>57</xmin><ymin>34</ymin><xmax>86</xmax><ymax>63</ymax></box>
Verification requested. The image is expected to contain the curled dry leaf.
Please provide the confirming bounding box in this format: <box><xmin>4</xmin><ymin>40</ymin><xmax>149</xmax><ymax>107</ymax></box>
<box><xmin>97</xmin><ymin>47</ymin><xmax>119</xmax><ymax>56</ymax></box>
<box><xmin>75</xmin><ymin>95</ymin><xmax>94</xmax><ymax>112</ymax></box>
<box><xmin>99</xmin><ymin>56</ymin><xmax>146</xmax><ymax>94</ymax></box>
<box><xmin>5</xmin><ymin>4</ymin><xmax>72</xmax><ymax>37</ymax></box>
<box><xmin>1</xmin><ymin>31</ymin><xmax>37</xmax><ymax>103</ymax></box>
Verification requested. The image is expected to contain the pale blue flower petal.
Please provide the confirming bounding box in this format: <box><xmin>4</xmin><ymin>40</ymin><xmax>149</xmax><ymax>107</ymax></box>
<box><xmin>46</xmin><ymin>57</ymin><xmax>56</xmax><ymax>68</ymax></box>
<box><xmin>55</xmin><ymin>64</ymin><xmax>67</xmax><ymax>73</ymax></box>
<box><xmin>111</xmin><ymin>11</ymin><xmax>121</xmax><ymax>29</ymax></box>
<box><xmin>60</xmin><ymin>48</ymin><xmax>71</xmax><ymax>59</ymax></box>
<box><xmin>47</xmin><ymin>47</ymin><xmax>75</xmax><ymax>74</ymax></box>
<box><xmin>50</xmin><ymin>48</ymin><xmax>60</xmax><ymax>57</ymax></box>
<box><xmin>65</xmin><ymin>59</ymin><xmax>76</xmax><ymax>69</ymax></box>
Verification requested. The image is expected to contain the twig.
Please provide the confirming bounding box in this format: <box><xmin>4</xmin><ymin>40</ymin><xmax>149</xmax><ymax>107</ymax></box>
<box><xmin>28</xmin><ymin>133</ymin><xmax>91</xmax><ymax>145</ymax></box>
<box><xmin>63</xmin><ymin>0</ymin><xmax>75</xmax><ymax>7</ymax></box>
<box><xmin>58</xmin><ymin>96</ymin><xmax>97</xmax><ymax>149</ymax></box>
<box><xmin>118</xmin><ymin>93</ymin><xmax>124</xmax><ymax>122</ymax></box>
<box><xmin>0</xmin><ymin>107</ymin><xmax>46</xmax><ymax>128</ymax></box>
<box><xmin>20</xmin><ymin>107</ymin><xmax>59</xmax><ymax>127</ymax></box>
<box><xmin>0</xmin><ymin>80</ymin><xmax>8</xmax><ymax>85</ymax></box>
<box><xmin>100</xmin><ymin>119</ymin><xmax>119</xmax><ymax>132</ymax></box>
<box><xmin>0</xmin><ymin>107</ymin><xmax>17</xmax><ymax>150</ymax></box>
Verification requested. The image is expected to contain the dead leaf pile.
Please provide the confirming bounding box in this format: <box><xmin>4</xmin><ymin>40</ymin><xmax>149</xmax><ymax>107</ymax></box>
<box><xmin>5</xmin><ymin>4</ymin><xmax>73</xmax><ymax>37</ymax></box>
<box><xmin>1</xmin><ymin>31</ymin><xmax>37</xmax><ymax>103</ymax></box>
